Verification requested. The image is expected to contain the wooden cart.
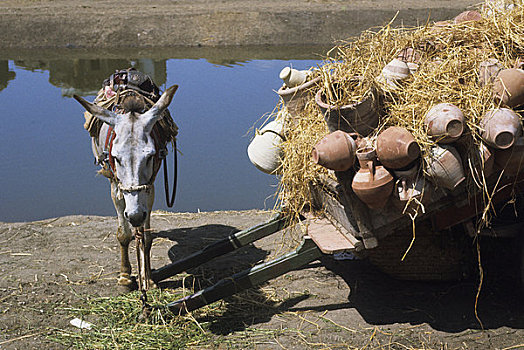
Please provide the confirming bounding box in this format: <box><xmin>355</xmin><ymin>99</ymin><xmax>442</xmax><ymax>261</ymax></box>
<box><xmin>151</xmin><ymin>168</ymin><xmax>524</xmax><ymax>314</ymax></box>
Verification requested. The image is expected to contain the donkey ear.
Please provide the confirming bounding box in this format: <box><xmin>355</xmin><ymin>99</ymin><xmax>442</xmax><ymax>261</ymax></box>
<box><xmin>142</xmin><ymin>85</ymin><xmax>178</xmax><ymax>131</ymax></box>
<box><xmin>73</xmin><ymin>95</ymin><xmax>118</xmax><ymax>126</ymax></box>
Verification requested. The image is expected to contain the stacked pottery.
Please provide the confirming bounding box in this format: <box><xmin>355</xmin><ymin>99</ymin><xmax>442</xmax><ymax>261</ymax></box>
<box><xmin>376</xmin><ymin>58</ymin><xmax>411</xmax><ymax>88</ymax></box>
<box><xmin>480</xmin><ymin>108</ymin><xmax>522</xmax><ymax>149</ymax></box>
<box><xmin>376</xmin><ymin>126</ymin><xmax>420</xmax><ymax>169</ymax></box>
<box><xmin>492</xmin><ymin>68</ymin><xmax>524</xmax><ymax>107</ymax></box>
<box><xmin>479</xmin><ymin>59</ymin><xmax>503</xmax><ymax>87</ymax></box>
<box><xmin>351</xmin><ymin>147</ymin><xmax>394</xmax><ymax>209</ymax></box>
<box><xmin>311</xmin><ymin>130</ymin><xmax>357</xmax><ymax>171</ymax></box>
<box><xmin>247</xmin><ymin>119</ymin><xmax>285</xmax><ymax>175</ymax></box>
<box><xmin>424</xmin><ymin>103</ymin><xmax>465</xmax><ymax>143</ymax></box>
<box><xmin>425</xmin><ymin>145</ymin><xmax>465</xmax><ymax>190</ymax></box>
<box><xmin>494</xmin><ymin>136</ymin><xmax>524</xmax><ymax>176</ymax></box>
<box><xmin>315</xmin><ymin>81</ymin><xmax>381</xmax><ymax>136</ymax></box>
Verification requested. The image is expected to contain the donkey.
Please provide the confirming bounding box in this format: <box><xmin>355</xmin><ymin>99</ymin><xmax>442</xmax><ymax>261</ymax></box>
<box><xmin>74</xmin><ymin>85</ymin><xmax>178</xmax><ymax>286</ymax></box>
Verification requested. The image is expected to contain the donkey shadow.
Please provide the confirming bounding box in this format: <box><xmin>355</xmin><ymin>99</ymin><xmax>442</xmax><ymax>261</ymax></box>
<box><xmin>153</xmin><ymin>224</ymin><xmax>308</xmax><ymax>333</ymax></box>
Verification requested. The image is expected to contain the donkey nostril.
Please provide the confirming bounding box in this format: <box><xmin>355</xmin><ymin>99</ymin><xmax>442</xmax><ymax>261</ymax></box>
<box><xmin>124</xmin><ymin>212</ymin><xmax>129</xmax><ymax>219</ymax></box>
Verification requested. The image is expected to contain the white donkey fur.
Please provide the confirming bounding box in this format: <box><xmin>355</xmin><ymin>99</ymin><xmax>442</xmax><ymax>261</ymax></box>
<box><xmin>74</xmin><ymin>85</ymin><xmax>178</xmax><ymax>286</ymax></box>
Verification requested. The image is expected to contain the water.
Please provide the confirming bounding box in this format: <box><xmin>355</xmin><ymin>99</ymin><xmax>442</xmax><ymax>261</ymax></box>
<box><xmin>0</xmin><ymin>47</ymin><xmax>325</xmax><ymax>222</ymax></box>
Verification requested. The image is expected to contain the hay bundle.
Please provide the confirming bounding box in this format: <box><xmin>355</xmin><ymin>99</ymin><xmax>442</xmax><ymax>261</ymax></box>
<box><xmin>276</xmin><ymin>0</ymin><xmax>524</xmax><ymax>230</ymax></box>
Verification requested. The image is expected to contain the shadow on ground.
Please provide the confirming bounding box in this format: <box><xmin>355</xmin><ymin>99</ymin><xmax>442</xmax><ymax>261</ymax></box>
<box><xmin>153</xmin><ymin>224</ymin><xmax>308</xmax><ymax>333</ymax></box>
<box><xmin>154</xmin><ymin>224</ymin><xmax>524</xmax><ymax>336</ymax></box>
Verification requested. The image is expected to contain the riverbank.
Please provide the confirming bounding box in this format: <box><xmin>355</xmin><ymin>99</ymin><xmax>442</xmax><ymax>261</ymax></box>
<box><xmin>0</xmin><ymin>0</ymin><xmax>479</xmax><ymax>49</ymax></box>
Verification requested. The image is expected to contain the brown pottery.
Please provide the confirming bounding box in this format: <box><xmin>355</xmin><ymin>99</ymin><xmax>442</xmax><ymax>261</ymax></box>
<box><xmin>495</xmin><ymin>136</ymin><xmax>524</xmax><ymax>177</ymax></box>
<box><xmin>315</xmin><ymin>82</ymin><xmax>381</xmax><ymax>136</ymax></box>
<box><xmin>425</xmin><ymin>145</ymin><xmax>465</xmax><ymax>191</ymax></box>
<box><xmin>424</xmin><ymin>103</ymin><xmax>464</xmax><ymax>143</ymax></box>
<box><xmin>454</xmin><ymin>10</ymin><xmax>482</xmax><ymax>24</ymax></box>
<box><xmin>480</xmin><ymin>108</ymin><xmax>522</xmax><ymax>149</ymax></box>
<box><xmin>311</xmin><ymin>130</ymin><xmax>357</xmax><ymax>171</ymax></box>
<box><xmin>479</xmin><ymin>143</ymin><xmax>495</xmax><ymax>178</ymax></box>
<box><xmin>493</xmin><ymin>68</ymin><xmax>524</xmax><ymax>108</ymax></box>
<box><xmin>351</xmin><ymin>147</ymin><xmax>394</xmax><ymax>209</ymax></box>
<box><xmin>376</xmin><ymin>126</ymin><xmax>420</xmax><ymax>169</ymax></box>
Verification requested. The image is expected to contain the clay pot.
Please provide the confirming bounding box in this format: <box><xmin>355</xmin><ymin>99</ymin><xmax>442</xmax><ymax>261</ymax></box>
<box><xmin>376</xmin><ymin>126</ymin><xmax>420</xmax><ymax>169</ymax></box>
<box><xmin>352</xmin><ymin>147</ymin><xmax>394</xmax><ymax>209</ymax></box>
<box><xmin>376</xmin><ymin>58</ymin><xmax>411</xmax><ymax>88</ymax></box>
<box><xmin>479</xmin><ymin>58</ymin><xmax>503</xmax><ymax>87</ymax></box>
<box><xmin>495</xmin><ymin>136</ymin><xmax>524</xmax><ymax>177</ymax></box>
<box><xmin>480</xmin><ymin>108</ymin><xmax>522</xmax><ymax>149</ymax></box>
<box><xmin>424</xmin><ymin>103</ymin><xmax>464</xmax><ymax>143</ymax></box>
<box><xmin>277</xmin><ymin>76</ymin><xmax>321</xmax><ymax>118</ymax></box>
<box><xmin>315</xmin><ymin>83</ymin><xmax>381</xmax><ymax>136</ymax></box>
<box><xmin>311</xmin><ymin>130</ymin><xmax>357</xmax><ymax>171</ymax></box>
<box><xmin>454</xmin><ymin>10</ymin><xmax>482</xmax><ymax>24</ymax></box>
<box><xmin>279</xmin><ymin>67</ymin><xmax>308</xmax><ymax>88</ymax></box>
<box><xmin>493</xmin><ymin>68</ymin><xmax>524</xmax><ymax>107</ymax></box>
<box><xmin>425</xmin><ymin>145</ymin><xmax>465</xmax><ymax>190</ymax></box>
<box><xmin>247</xmin><ymin>120</ymin><xmax>284</xmax><ymax>174</ymax></box>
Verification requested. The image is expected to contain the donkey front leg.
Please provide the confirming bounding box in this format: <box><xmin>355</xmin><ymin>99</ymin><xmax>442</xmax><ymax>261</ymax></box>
<box><xmin>111</xmin><ymin>181</ymin><xmax>134</xmax><ymax>286</ymax></box>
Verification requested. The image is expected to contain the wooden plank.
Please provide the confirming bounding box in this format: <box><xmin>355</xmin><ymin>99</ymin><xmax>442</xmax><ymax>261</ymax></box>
<box><xmin>307</xmin><ymin>217</ymin><xmax>356</xmax><ymax>254</ymax></box>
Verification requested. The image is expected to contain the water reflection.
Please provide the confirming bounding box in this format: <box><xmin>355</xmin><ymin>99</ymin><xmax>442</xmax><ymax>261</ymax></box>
<box><xmin>13</xmin><ymin>58</ymin><xmax>167</xmax><ymax>96</ymax></box>
<box><xmin>0</xmin><ymin>60</ymin><xmax>16</xmax><ymax>91</ymax></box>
<box><xmin>0</xmin><ymin>48</ymin><xmax>322</xmax><ymax>222</ymax></box>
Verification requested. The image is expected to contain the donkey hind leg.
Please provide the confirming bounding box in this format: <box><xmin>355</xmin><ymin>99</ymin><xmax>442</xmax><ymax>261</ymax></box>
<box><xmin>111</xmin><ymin>181</ymin><xmax>134</xmax><ymax>286</ymax></box>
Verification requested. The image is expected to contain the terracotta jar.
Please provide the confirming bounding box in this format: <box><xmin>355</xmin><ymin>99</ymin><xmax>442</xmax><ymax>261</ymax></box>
<box><xmin>315</xmin><ymin>82</ymin><xmax>381</xmax><ymax>136</ymax></box>
<box><xmin>351</xmin><ymin>147</ymin><xmax>394</xmax><ymax>209</ymax></box>
<box><xmin>493</xmin><ymin>68</ymin><xmax>524</xmax><ymax>108</ymax></box>
<box><xmin>479</xmin><ymin>58</ymin><xmax>503</xmax><ymax>87</ymax></box>
<box><xmin>397</xmin><ymin>47</ymin><xmax>421</xmax><ymax>64</ymax></box>
<box><xmin>480</xmin><ymin>108</ymin><xmax>522</xmax><ymax>149</ymax></box>
<box><xmin>311</xmin><ymin>130</ymin><xmax>357</xmax><ymax>171</ymax></box>
<box><xmin>495</xmin><ymin>136</ymin><xmax>524</xmax><ymax>177</ymax></box>
<box><xmin>277</xmin><ymin>76</ymin><xmax>321</xmax><ymax>119</ymax></box>
<box><xmin>424</xmin><ymin>103</ymin><xmax>464</xmax><ymax>143</ymax></box>
<box><xmin>376</xmin><ymin>58</ymin><xmax>411</xmax><ymax>88</ymax></box>
<box><xmin>376</xmin><ymin>126</ymin><xmax>420</xmax><ymax>169</ymax></box>
<box><xmin>454</xmin><ymin>10</ymin><xmax>482</xmax><ymax>24</ymax></box>
<box><xmin>425</xmin><ymin>145</ymin><xmax>465</xmax><ymax>191</ymax></box>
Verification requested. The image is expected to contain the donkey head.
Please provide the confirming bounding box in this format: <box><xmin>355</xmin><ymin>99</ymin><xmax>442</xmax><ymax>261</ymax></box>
<box><xmin>74</xmin><ymin>85</ymin><xmax>178</xmax><ymax>227</ymax></box>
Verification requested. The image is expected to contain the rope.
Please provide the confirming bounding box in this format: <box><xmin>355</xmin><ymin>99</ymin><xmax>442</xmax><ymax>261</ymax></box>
<box><xmin>164</xmin><ymin>140</ymin><xmax>178</xmax><ymax>207</ymax></box>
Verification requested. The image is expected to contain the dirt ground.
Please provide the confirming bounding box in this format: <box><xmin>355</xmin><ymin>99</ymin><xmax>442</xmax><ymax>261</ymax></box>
<box><xmin>0</xmin><ymin>0</ymin><xmax>480</xmax><ymax>49</ymax></box>
<box><xmin>1</xmin><ymin>210</ymin><xmax>524</xmax><ymax>349</ymax></box>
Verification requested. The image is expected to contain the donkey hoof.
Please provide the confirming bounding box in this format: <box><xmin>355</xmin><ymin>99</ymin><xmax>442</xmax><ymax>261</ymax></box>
<box><xmin>117</xmin><ymin>274</ymin><xmax>134</xmax><ymax>287</ymax></box>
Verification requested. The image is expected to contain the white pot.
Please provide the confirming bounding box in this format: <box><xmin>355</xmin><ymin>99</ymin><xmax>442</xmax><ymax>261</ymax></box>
<box><xmin>279</xmin><ymin>67</ymin><xmax>308</xmax><ymax>88</ymax></box>
<box><xmin>247</xmin><ymin>120</ymin><xmax>285</xmax><ymax>174</ymax></box>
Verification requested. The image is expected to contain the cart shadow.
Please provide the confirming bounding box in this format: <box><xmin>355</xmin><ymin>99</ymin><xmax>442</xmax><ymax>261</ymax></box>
<box><xmin>153</xmin><ymin>224</ymin><xmax>308</xmax><ymax>331</ymax></box>
<box><xmin>304</xmin><ymin>236</ymin><xmax>524</xmax><ymax>333</ymax></box>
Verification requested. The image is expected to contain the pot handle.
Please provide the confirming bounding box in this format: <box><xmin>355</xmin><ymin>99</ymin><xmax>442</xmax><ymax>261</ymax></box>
<box><xmin>366</xmin><ymin>160</ymin><xmax>375</xmax><ymax>182</ymax></box>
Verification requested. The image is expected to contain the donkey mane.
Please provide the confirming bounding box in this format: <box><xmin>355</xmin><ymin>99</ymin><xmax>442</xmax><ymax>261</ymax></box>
<box><xmin>121</xmin><ymin>94</ymin><xmax>146</xmax><ymax>114</ymax></box>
